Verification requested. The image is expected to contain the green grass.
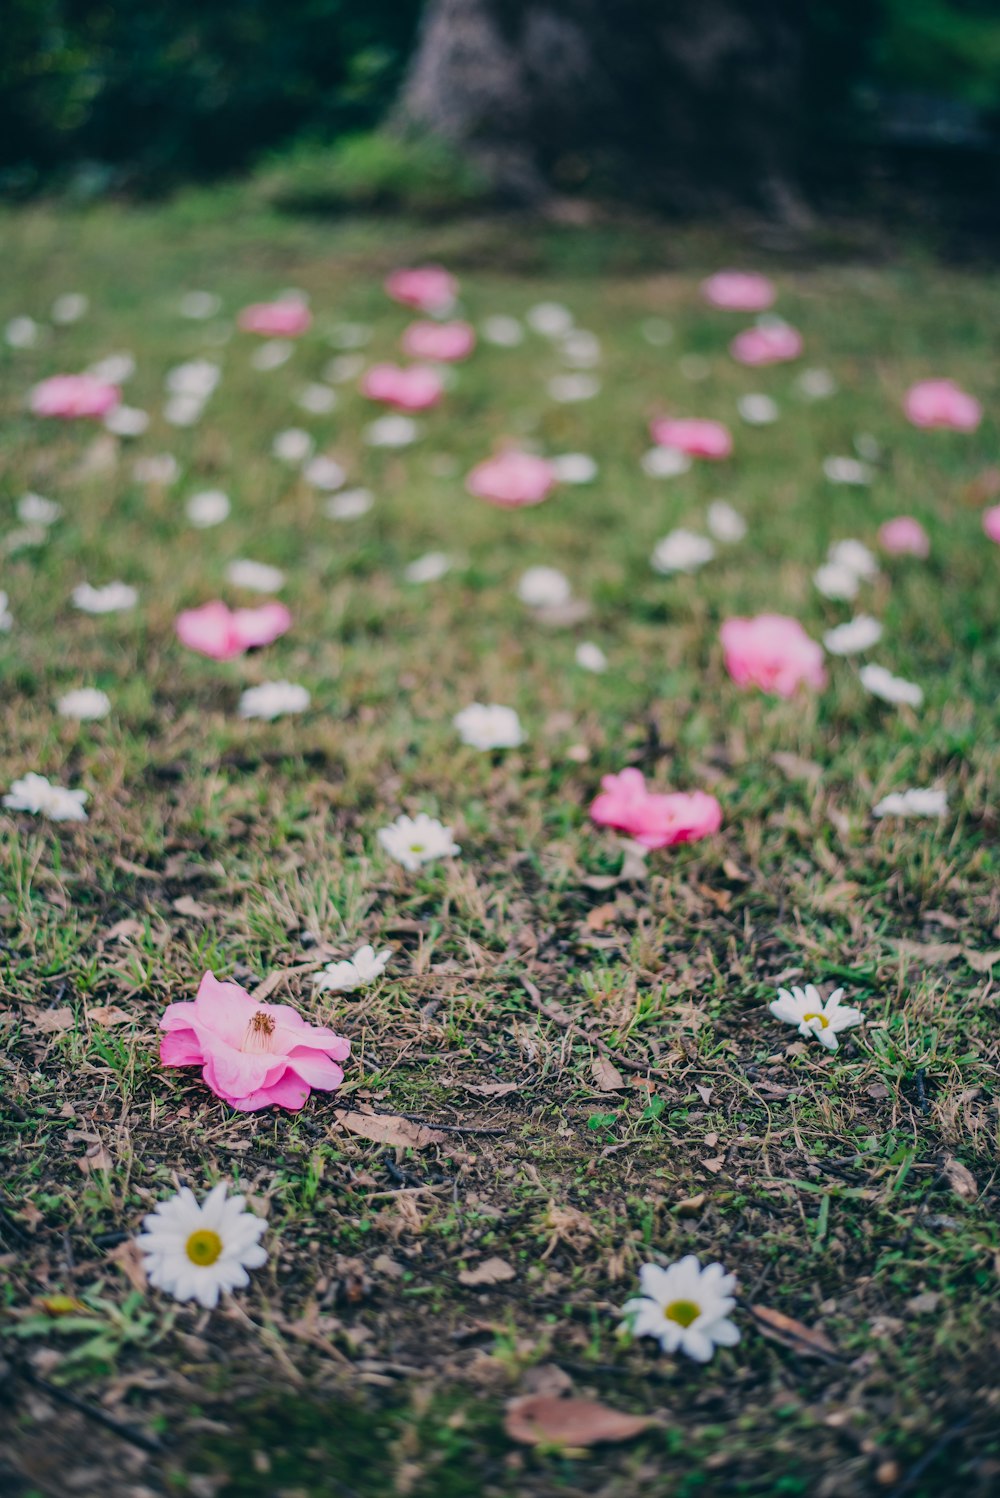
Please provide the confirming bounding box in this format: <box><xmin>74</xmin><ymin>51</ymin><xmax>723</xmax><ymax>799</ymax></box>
<box><xmin>0</xmin><ymin>196</ymin><xmax>998</xmax><ymax>1498</ymax></box>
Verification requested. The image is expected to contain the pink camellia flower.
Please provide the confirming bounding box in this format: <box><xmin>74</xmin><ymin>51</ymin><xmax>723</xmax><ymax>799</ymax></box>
<box><xmin>237</xmin><ymin>301</ymin><xmax>312</xmax><ymax>338</ymax></box>
<box><xmin>30</xmin><ymin>374</ymin><xmax>121</xmax><ymax>420</ymax></box>
<box><xmin>701</xmin><ymin>271</ymin><xmax>776</xmax><ymax>313</ymax></box>
<box><xmin>385</xmin><ymin>265</ymin><xmax>458</xmax><ymax>314</ymax></box>
<box><xmin>903</xmin><ymin>379</ymin><xmax>981</xmax><ymax>432</ymax></box>
<box><xmin>729</xmin><ymin>323</ymin><xmax>803</xmax><ymax>367</ymax></box>
<box><xmin>401</xmin><ymin>320</ymin><xmax>475</xmax><ymax>362</ymax></box>
<box><xmin>175</xmin><ymin>600</ymin><xmax>292</xmax><ymax>661</ymax></box>
<box><xmin>983</xmin><ymin>504</ymin><xmax>1000</xmax><ymax>544</ymax></box>
<box><xmin>360</xmin><ymin>363</ymin><xmax>444</xmax><ymax>412</ymax></box>
<box><xmin>466</xmin><ymin>450</ymin><xmax>557</xmax><ymax>509</ymax></box>
<box><xmin>720</xmin><ymin>614</ymin><xmax>826</xmax><ymax>698</ymax></box>
<box><xmin>650</xmin><ymin>417</ymin><xmax>732</xmax><ymax>460</ymax></box>
<box><xmin>590</xmin><ymin>767</ymin><xmax>722</xmax><ymax>849</ymax></box>
<box><xmin>878</xmin><ymin>516</ymin><xmax>930</xmax><ymax>557</ymax></box>
<box><xmin>161</xmin><ymin>971</ymin><xmax>350</xmax><ymax>1112</ymax></box>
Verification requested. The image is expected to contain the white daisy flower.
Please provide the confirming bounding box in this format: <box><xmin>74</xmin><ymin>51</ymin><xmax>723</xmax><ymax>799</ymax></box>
<box><xmin>823</xmin><ymin>615</ymin><xmax>882</xmax><ymax>656</ymax></box>
<box><xmin>17</xmin><ymin>493</ymin><xmax>61</xmax><ymax>527</ymax></box>
<box><xmin>323</xmin><ymin>353</ymin><xmax>366</xmax><ymax>383</ymax></box>
<box><xmin>57</xmin><ymin>688</ymin><xmax>111</xmax><ymax>721</ymax></box>
<box><xmin>252</xmin><ymin>340</ymin><xmax>293</xmax><ymax>372</ymax></box>
<box><xmin>51</xmin><ymin>293</ymin><xmax>88</xmax><ymax>325</ymax></box>
<box><xmin>404</xmin><ymin>552</ymin><xmax>450</xmax><ymax>584</ymax></box>
<box><xmin>313</xmin><ymin>943</ymin><xmax>392</xmax><ymax>994</ymax></box>
<box><xmin>303</xmin><ymin>455</ymin><xmax>347</xmax><ymax>491</ymax></box>
<box><xmin>823</xmin><ymin>456</ymin><xmax>873</xmax><ymax>487</ymax></box>
<box><xmin>179</xmin><ymin>291</ymin><xmax>221</xmax><ymax>320</ymax></box>
<box><xmin>269</xmin><ymin>430</ymin><xmax>312</xmax><ymax>465</ymax></box>
<box><xmin>797</xmin><ymin>367</ymin><xmax>837</xmax><ymax>400</ymax></box>
<box><xmin>378</xmin><ymin>813</ymin><xmax>460</xmax><ymax>872</ymax></box>
<box><xmin>651</xmin><ymin>529</ymin><xmax>714</xmax><ymax>575</ymax></box>
<box><xmin>737</xmin><ymin>393</ymin><xmax>779</xmax><ymax>425</ymax></box>
<box><xmin>621</xmin><ymin>1256</ymin><xmax>740</xmax><ymax>1363</ymax></box>
<box><xmin>706</xmin><ymin>500</ymin><xmax>746</xmax><ymax>543</ymax></box>
<box><xmin>860</xmin><ymin>663</ymin><xmax>923</xmax><ymax>709</ymax></box>
<box><xmin>641</xmin><ymin>446</ymin><xmax>692</xmax><ymax>479</ymax></box>
<box><xmin>518</xmin><ymin>566</ymin><xmax>571</xmax><ymax>609</ymax></box>
<box><xmin>166</xmin><ymin>360</ymin><xmax>220</xmax><ymax>400</ymax></box>
<box><xmin>4</xmin><ymin>772</ymin><xmax>88</xmax><ymax>822</ymax></box>
<box><xmin>136</xmin><ymin>1183</ymin><xmax>267</xmax><ymax>1310</ymax></box>
<box><xmin>89</xmin><ymin>352</ymin><xmax>135</xmax><ymax>384</ymax></box>
<box><xmin>559</xmin><ymin>330</ymin><xmax>601</xmax><ymax>368</ymax></box>
<box><xmin>873</xmin><ymin>787</ymin><xmax>947</xmax><ymax>819</ymax></box>
<box><xmin>828</xmin><ymin>539</ymin><xmax>878</xmax><ymax>581</ymax></box>
<box><xmin>328</xmin><ymin>322</ymin><xmax>371</xmax><ymax>350</ymax></box>
<box><xmin>481</xmin><ymin>315</ymin><xmax>524</xmax><ymax>347</ymax></box>
<box><xmin>547</xmin><ymin>373</ymin><xmax>600</xmax><ymax>404</ymax></box>
<box><xmin>454</xmin><ymin>703</ymin><xmax>525</xmax><ymax>751</ymax></box>
<box><xmin>364</xmin><ymin>415</ymin><xmax>419</xmax><ymax>448</ymax></box>
<box><xmin>813</xmin><ymin>562</ymin><xmax>859</xmax><ymax>601</ymax></box>
<box><xmin>186</xmin><ymin>490</ymin><xmax>230</xmax><ymax>528</ymax></box>
<box><xmin>527</xmin><ymin>302</ymin><xmax>574</xmax><ymax>338</ymax></box>
<box><xmin>238</xmin><ymin>681</ymin><xmax>310</xmax><ymax>721</ymax></box>
<box><xmin>768</xmin><ymin>984</ymin><xmax>864</xmax><ymax>1052</ymax></box>
<box><xmin>551</xmin><ymin>453</ymin><xmax>597</xmax><ymax>485</ymax></box>
<box><xmin>575</xmin><ymin>641</ymin><xmax>607</xmax><ymax>673</ymax></box>
<box><xmin>0</xmin><ymin>593</ymin><xmax>12</xmax><ymax>631</ymax></box>
<box><xmin>105</xmin><ymin>405</ymin><xmax>149</xmax><ymax>438</ymax></box>
<box><xmin>226</xmin><ymin>560</ymin><xmax>285</xmax><ymax>593</ymax></box>
<box><xmin>164</xmin><ymin>394</ymin><xmax>205</xmax><ymax>427</ymax></box>
<box><xmin>134</xmin><ymin>454</ymin><xmax>179</xmax><ymax>486</ymax></box>
<box><xmin>72</xmin><ymin>581</ymin><xmax>138</xmax><ymax>614</ymax></box>
<box><xmin>324</xmin><ymin>488</ymin><xmax>373</xmax><ymax>521</ymax></box>
<box><xmin>297</xmin><ymin>383</ymin><xmax>337</xmax><ymax>415</ymax></box>
<box><xmin>6</xmin><ymin>316</ymin><xmax>39</xmax><ymax>349</ymax></box>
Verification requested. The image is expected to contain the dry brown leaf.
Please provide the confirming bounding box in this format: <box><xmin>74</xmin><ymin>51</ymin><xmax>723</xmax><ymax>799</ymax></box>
<box><xmin>591</xmin><ymin>1056</ymin><xmax>626</xmax><ymax>1092</ymax></box>
<box><xmin>772</xmin><ymin>751</ymin><xmax>823</xmax><ymax>783</ymax></box>
<box><xmin>674</xmin><ymin>1193</ymin><xmax>706</xmax><ymax>1217</ymax></box>
<box><xmin>88</xmin><ymin>1004</ymin><xmax>131</xmax><ymax>1028</ymax></box>
<box><xmin>78</xmin><ymin>1142</ymin><xmax>113</xmax><ymax>1174</ymax></box>
<box><xmin>586</xmin><ymin>902</ymin><xmax>618</xmax><ymax>932</ymax></box>
<box><xmin>459</xmin><ymin>1081</ymin><xmax>520</xmax><ymax>1098</ymax></box>
<box><xmin>32</xmin><ymin>1006</ymin><xmax>74</xmax><ymax>1034</ymax></box>
<box><xmin>700</xmin><ymin>1156</ymin><xmax>725</xmax><ymax>1174</ymax></box>
<box><xmin>694</xmin><ymin>1084</ymin><xmax>713</xmax><ymax>1105</ymax></box>
<box><xmin>504</xmin><ymin>1394</ymin><xmax>652</xmax><ymax>1448</ymax></box>
<box><xmin>965</xmin><ymin>949</ymin><xmax>1000</xmax><ymax>974</ymax></box>
<box><xmin>335</xmin><ymin>1111</ymin><xmax>446</xmax><ymax>1149</ymax></box>
<box><xmin>100</xmin><ymin>918</ymin><xmax>145</xmax><ymax>945</ymax></box>
<box><xmin>172</xmin><ymin>895</ymin><xmax>215</xmax><ymax>919</ymax></box>
<box><xmin>458</xmin><ymin>1256</ymin><xmax>516</xmax><ymax>1287</ymax></box>
<box><xmin>941</xmin><ymin>1155</ymin><xmax>978</xmax><ymax>1202</ymax></box>
<box><xmin>107</xmin><ymin>1239</ymin><xmax>148</xmax><ymax>1293</ymax></box>
<box><xmin>894</xmin><ymin>939</ymin><xmax>962</xmax><ymax>965</ymax></box>
<box><xmin>750</xmin><ymin>1305</ymin><xmax>839</xmax><ymax>1361</ymax></box>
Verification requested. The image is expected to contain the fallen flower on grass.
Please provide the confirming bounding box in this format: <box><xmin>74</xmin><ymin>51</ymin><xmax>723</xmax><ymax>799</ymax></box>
<box><xmin>575</xmin><ymin>641</ymin><xmax>607</xmax><ymax>673</ymax></box>
<box><xmin>904</xmin><ymin>379</ymin><xmax>981</xmax><ymax>432</ymax></box>
<box><xmin>823</xmin><ymin>456</ymin><xmax>873</xmax><ymax>486</ymax></box>
<box><xmin>226</xmin><ymin>560</ymin><xmax>285</xmax><ymax>593</ymax></box>
<box><xmin>860</xmin><ymin>663</ymin><xmax>923</xmax><ymax>709</ymax></box>
<box><xmin>57</xmin><ymin>687</ymin><xmax>111</xmax><ymax>721</ymax></box>
<box><xmin>481</xmin><ymin>314</ymin><xmax>524</xmax><ymax>346</ymax></box>
<box><xmin>238</xmin><ymin>681</ymin><xmax>309</xmax><ymax>721</ymax></box>
<box><xmin>18</xmin><ymin>493</ymin><xmax>61</xmax><ymax>527</ymax></box>
<box><xmin>238</xmin><ymin>300</ymin><xmax>311</xmax><ymax>337</ymax></box>
<box><xmin>641</xmin><ymin>446</ymin><xmax>691</xmax><ymax>479</ymax></box>
<box><xmin>590</xmin><ymin>768</ymin><xmax>721</xmax><ymax>849</ymax></box>
<box><xmin>363</xmin><ymin>414</ymin><xmax>419</xmax><ymax>448</ymax></box>
<box><xmin>454</xmin><ymin>703</ymin><xmax>525</xmax><ymax>750</ymax></box>
<box><xmin>272</xmin><ymin>428</ymin><xmax>315</xmax><ymax>463</ymax></box>
<box><xmin>518</xmin><ymin>565</ymin><xmax>571</xmax><ymax>608</ymax></box>
<box><xmin>4</xmin><ymin>772</ymin><xmax>88</xmax><ymax>821</ymax></box>
<box><xmin>873</xmin><ymin>787</ymin><xmax>947</xmax><ymax>818</ymax></box>
<box><xmin>823</xmin><ymin>615</ymin><xmax>882</xmax><ymax>656</ymax></box>
<box><xmin>878</xmin><ymin>516</ymin><xmax>930</xmax><ymax>557</ymax></box>
<box><xmin>385</xmin><ymin>265</ymin><xmax>457</xmax><ymax>314</ymax></box>
<box><xmin>405</xmin><ymin>551</ymin><xmax>450</xmax><ymax>584</ymax></box>
<box><xmin>720</xmin><ymin>615</ymin><xmax>826</xmax><ymax>697</ymax></box>
<box><xmin>738</xmin><ymin>393</ymin><xmax>779</xmax><ymax>425</ymax></box>
<box><xmin>729</xmin><ymin>321</ymin><xmax>802</xmax><ymax>366</ymax></box>
<box><xmin>186</xmin><ymin>490</ymin><xmax>230</xmax><ymax>528</ymax></box>
<box><xmin>136</xmin><ymin>1183</ymin><xmax>267</xmax><ymax>1309</ymax></box>
<box><xmin>160</xmin><ymin>971</ymin><xmax>350</xmax><ymax>1112</ymax></box>
<box><xmin>30</xmin><ymin>373</ymin><xmax>120</xmax><ymax>420</ymax></box>
<box><xmin>814</xmin><ymin>562</ymin><xmax>859</xmax><ymax>601</ymax></box>
<box><xmin>466</xmin><ymin>450</ymin><xmax>556</xmax><ymax>508</ymax></box>
<box><xmin>768</xmin><ymin>984</ymin><xmax>864</xmax><ymax>1051</ymax></box>
<box><xmin>360</xmin><ymin>363</ymin><xmax>444</xmax><ymax>412</ymax></box>
<box><xmin>706</xmin><ymin>500</ymin><xmax>746</xmax><ymax>543</ymax></box>
<box><xmin>105</xmin><ymin>404</ymin><xmax>149</xmax><ymax>437</ymax></box>
<box><xmin>401</xmin><ymin>319</ymin><xmax>475</xmax><ymax>362</ymax></box>
<box><xmin>324</xmin><ymin>488</ymin><xmax>373</xmax><ymax>520</ymax></box>
<box><xmin>621</xmin><ymin>1257</ymin><xmax>740</xmax><ymax>1362</ymax></box>
<box><xmin>982</xmin><ymin>505</ymin><xmax>1000</xmax><ymax>544</ymax></box>
<box><xmin>313</xmin><ymin>944</ymin><xmax>392</xmax><ymax>994</ymax></box>
<box><xmin>377</xmin><ymin>812</ymin><xmax>460</xmax><ymax>871</ymax></box>
<box><xmin>828</xmin><ymin>538</ymin><xmax>879</xmax><ymax>580</ymax></box>
<box><xmin>175</xmin><ymin>600</ymin><xmax>291</xmax><ymax>661</ymax></box>
<box><xmin>649</xmin><ymin>417</ymin><xmax>732</xmax><ymax>459</ymax></box>
<box><xmin>551</xmin><ymin>452</ymin><xmax>597</xmax><ymax>484</ymax></box>
<box><xmin>72</xmin><ymin>581</ymin><xmax>138</xmax><ymax>614</ymax></box>
<box><xmin>701</xmin><ymin>269</ymin><xmax>775</xmax><ymax>311</ymax></box>
<box><xmin>650</xmin><ymin>529</ymin><xmax>715</xmax><ymax>575</ymax></box>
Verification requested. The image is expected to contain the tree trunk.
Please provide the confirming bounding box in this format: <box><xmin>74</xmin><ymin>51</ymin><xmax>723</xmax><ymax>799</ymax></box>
<box><xmin>395</xmin><ymin>0</ymin><xmax>805</xmax><ymax>212</ymax></box>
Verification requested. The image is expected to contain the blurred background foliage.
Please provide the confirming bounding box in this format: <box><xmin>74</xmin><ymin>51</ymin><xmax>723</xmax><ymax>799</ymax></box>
<box><xmin>1</xmin><ymin>0</ymin><xmax>998</xmax><ymax>200</ymax></box>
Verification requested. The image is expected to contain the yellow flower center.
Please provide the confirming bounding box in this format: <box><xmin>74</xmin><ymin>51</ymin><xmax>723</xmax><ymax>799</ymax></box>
<box><xmin>185</xmin><ymin>1229</ymin><xmax>223</xmax><ymax>1267</ymax></box>
<box><xmin>803</xmin><ymin>1012</ymin><xmax>829</xmax><ymax>1028</ymax></box>
<box><xmin>243</xmin><ymin>1010</ymin><xmax>276</xmax><ymax>1053</ymax></box>
<box><xmin>664</xmin><ymin>1299</ymin><xmax>701</xmax><ymax>1328</ymax></box>
<box><xmin>408</xmin><ymin>842</ymin><xmax>426</xmax><ymax>853</ymax></box>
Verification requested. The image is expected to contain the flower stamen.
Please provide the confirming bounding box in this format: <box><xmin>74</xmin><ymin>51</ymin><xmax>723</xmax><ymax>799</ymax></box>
<box><xmin>243</xmin><ymin>1010</ymin><xmax>276</xmax><ymax>1052</ymax></box>
<box><xmin>803</xmin><ymin>1012</ymin><xmax>829</xmax><ymax>1028</ymax></box>
<box><xmin>664</xmin><ymin>1298</ymin><xmax>701</xmax><ymax>1328</ymax></box>
<box><xmin>185</xmin><ymin>1228</ymin><xmax>223</xmax><ymax>1266</ymax></box>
